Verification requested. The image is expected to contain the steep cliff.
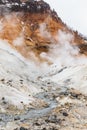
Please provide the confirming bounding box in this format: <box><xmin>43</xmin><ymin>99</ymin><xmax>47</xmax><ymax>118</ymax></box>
<box><xmin>0</xmin><ymin>0</ymin><xmax>87</xmax><ymax>60</ymax></box>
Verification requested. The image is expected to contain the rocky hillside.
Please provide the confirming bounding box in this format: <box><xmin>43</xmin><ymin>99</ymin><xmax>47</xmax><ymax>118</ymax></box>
<box><xmin>0</xmin><ymin>0</ymin><xmax>87</xmax><ymax>130</ymax></box>
<box><xmin>0</xmin><ymin>0</ymin><xmax>87</xmax><ymax>59</ymax></box>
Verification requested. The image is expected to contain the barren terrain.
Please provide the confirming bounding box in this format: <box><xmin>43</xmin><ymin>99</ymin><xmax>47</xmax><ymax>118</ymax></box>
<box><xmin>0</xmin><ymin>1</ymin><xmax>87</xmax><ymax>130</ymax></box>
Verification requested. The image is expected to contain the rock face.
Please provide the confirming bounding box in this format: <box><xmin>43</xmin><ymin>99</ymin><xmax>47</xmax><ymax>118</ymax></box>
<box><xmin>0</xmin><ymin>0</ymin><xmax>63</xmax><ymax>59</ymax></box>
<box><xmin>0</xmin><ymin>0</ymin><xmax>87</xmax><ymax>130</ymax></box>
<box><xmin>0</xmin><ymin>0</ymin><xmax>86</xmax><ymax>60</ymax></box>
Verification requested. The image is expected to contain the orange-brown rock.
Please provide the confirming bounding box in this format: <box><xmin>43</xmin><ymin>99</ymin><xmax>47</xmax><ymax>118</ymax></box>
<box><xmin>0</xmin><ymin>0</ymin><xmax>87</xmax><ymax>59</ymax></box>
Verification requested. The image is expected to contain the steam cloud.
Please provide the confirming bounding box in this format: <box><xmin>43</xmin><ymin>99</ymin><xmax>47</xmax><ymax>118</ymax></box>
<box><xmin>40</xmin><ymin>23</ymin><xmax>87</xmax><ymax>68</ymax></box>
<box><xmin>0</xmin><ymin>18</ymin><xmax>87</xmax><ymax>76</ymax></box>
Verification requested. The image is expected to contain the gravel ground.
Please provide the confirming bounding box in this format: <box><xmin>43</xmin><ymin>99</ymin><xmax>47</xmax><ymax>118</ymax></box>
<box><xmin>0</xmin><ymin>87</ymin><xmax>87</xmax><ymax>130</ymax></box>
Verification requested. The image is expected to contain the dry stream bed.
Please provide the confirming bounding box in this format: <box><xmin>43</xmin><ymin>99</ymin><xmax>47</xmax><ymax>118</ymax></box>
<box><xmin>0</xmin><ymin>86</ymin><xmax>87</xmax><ymax>130</ymax></box>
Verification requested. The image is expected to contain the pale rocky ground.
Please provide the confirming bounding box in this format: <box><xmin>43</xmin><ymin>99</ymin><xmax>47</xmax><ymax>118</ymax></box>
<box><xmin>0</xmin><ymin>39</ymin><xmax>87</xmax><ymax>130</ymax></box>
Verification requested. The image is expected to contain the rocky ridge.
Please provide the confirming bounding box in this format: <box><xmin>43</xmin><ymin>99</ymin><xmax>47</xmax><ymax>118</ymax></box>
<box><xmin>0</xmin><ymin>0</ymin><xmax>87</xmax><ymax>59</ymax></box>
